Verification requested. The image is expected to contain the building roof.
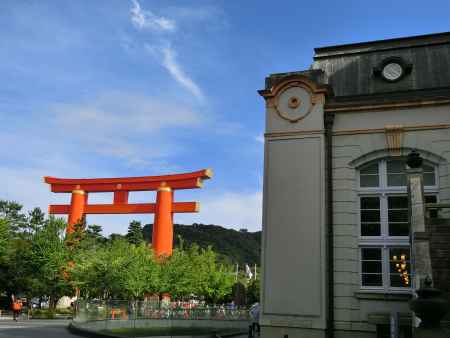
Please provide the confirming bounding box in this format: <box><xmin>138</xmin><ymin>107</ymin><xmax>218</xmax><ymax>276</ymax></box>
<box><xmin>311</xmin><ymin>32</ymin><xmax>450</xmax><ymax>98</ymax></box>
<box><xmin>314</xmin><ymin>31</ymin><xmax>450</xmax><ymax>59</ymax></box>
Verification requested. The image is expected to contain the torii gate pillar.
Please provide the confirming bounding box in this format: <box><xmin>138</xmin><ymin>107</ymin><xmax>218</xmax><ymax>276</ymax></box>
<box><xmin>153</xmin><ymin>185</ymin><xmax>173</xmax><ymax>256</ymax></box>
<box><xmin>68</xmin><ymin>190</ymin><xmax>86</xmax><ymax>233</ymax></box>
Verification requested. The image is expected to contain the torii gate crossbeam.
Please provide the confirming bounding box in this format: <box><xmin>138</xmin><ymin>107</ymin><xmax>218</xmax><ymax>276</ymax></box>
<box><xmin>44</xmin><ymin>169</ymin><xmax>212</xmax><ymax>256</ymax></box>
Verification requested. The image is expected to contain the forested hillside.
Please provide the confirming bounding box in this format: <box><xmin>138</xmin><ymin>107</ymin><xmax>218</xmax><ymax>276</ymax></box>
<box><xmin>143</xmin><ymin>223</ymin><xmax>261</xmax><ymax>265</ymax></box>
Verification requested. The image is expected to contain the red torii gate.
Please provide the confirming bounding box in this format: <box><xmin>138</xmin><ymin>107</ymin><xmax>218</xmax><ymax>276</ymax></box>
<box><xmin>44</xmin><ymin>169</ymin><xmax>212</xmax><ymax>256</ymax></box>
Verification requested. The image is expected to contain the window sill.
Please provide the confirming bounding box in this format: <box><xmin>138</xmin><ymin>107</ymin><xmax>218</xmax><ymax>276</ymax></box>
<box><xmin>355</xmin><ymin>291</ymin><xmax>412</xmax><ymax>301</ymax></box>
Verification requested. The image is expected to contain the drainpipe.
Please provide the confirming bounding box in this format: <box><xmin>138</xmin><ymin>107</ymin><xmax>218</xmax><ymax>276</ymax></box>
<box><xmin>325</xmin><ymin>112</ymin><xmax>335</xmax><ymax>338</ymax></box>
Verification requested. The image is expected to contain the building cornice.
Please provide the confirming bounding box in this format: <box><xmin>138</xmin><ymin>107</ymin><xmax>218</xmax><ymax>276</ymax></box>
<box><xmin>324</xmin><ymin>87</ymin><xmax>450</xmax><ymax>113</ymax></box>
<box><xmin>333</xmin><ymin>123</ymin><xmax>450</xmax><ymax>136</ymax></box>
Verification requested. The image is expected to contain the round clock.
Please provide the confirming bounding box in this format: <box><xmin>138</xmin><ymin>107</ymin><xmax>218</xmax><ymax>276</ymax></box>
<box><xmin>381</xmin><ymin>62</ymin><xmax>403</xmax><ymax>82</ymax></box>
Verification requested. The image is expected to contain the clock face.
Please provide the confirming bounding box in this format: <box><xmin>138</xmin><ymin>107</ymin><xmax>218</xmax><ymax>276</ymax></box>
<box><xmin>382</xmin><ymin>62</ymin><xmax>403</xmax><ymax>81</ymax></box>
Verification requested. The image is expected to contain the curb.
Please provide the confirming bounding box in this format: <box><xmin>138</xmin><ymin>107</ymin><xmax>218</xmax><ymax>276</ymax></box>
<box><xmin>67</xmin><ymin>323</ymin><xmax>123</xmax><ymax>338</ymax></box>
<box><xmin>68</xmin><ymin>322</ymin><xmax>247</xmax><ymax>338</ymax></box>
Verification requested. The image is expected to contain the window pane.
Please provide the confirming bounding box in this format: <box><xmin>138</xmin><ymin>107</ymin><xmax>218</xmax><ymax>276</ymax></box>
<box><xmin>423</xmin><ymin>164</ymin><xmax>434</xmax><ymax>173</ymax></box>
<box><xmin>387</xmin><ymin>160</ymin><xmax>407</xmax><ymax>186</ymax></box>
<box><xmin>387</xmin><ymin>173</ymin><xmax>407</xmax><ymax>186</ymax></box>
<box><xmin>361</xmin><ymin>248</ymin><xmax>381</xmax><ymax>260</ymax></box>
<box><xmin>360</xmin><ymin>197</ymin><xmax>380</xmax><ymax>234</ymax></box>
<box><xmin>361</xmin><ymin>248</ymin><xmax>383</xmax><ymax>287</ymax></box>
<box><xmin>390</xmin><ymin>274</ymin><xmax>408</xmax><ymax>287</ymax></box>
<box><xmin>389</xmin><ymin>248</ymin><xmax>410</xmax><ymax>288</ymax></box>
<box><xmin>388</xmin><ymin>210</ymin><xmax>408</xmax><ymax>222</ymax></box>
<box><xmin>424</xmin><ymin>173</ymin><xmax>435</xmax><ymax>186</ymax></box>
<box><xmin>361</xmin><ymin>197</ymin><xmax>380</xmax><ymax>209</ymax></box>
<box><xmin>360</xmin><ymin>175</ymin><xmax>379</xmax><ymax>187</ymax></box>
<box><xmin>389</xmin><ymin>223</ymin><xmax>410</xmax><ymax>236</ymax></box>
<box><xmin>362</xmin><ymin>274</ymin><xmax>383</xmax><ymax>286</ymax></box>
<box><xmin>360</xmin><ymin>163</ymin><xmax>379</xmax><ymax>187</ymax></box>
<box><xmin>388</xmin><ymin>196</ymin><xmax>408</xmax><ymax>209</ymax></box>
<box><xmin>388</xmin><ymin>196</ymin><xmax>409</xmax><ymax>236</ymax></box>
<box><xmin>361</xmin><ymin>223</ymin><xmax>381</xmax><ymax>236</ymax></box>
<box><xmin>387</xmin><ymin>159</ymin><xmax>406</xmax><ymax>174</ymax></box>
<box><xmin>360</xmin><ymin>163</ymin><xmax>378</xmax><ymax>175</ymax></box>
<box><xmin>425</xmin><ymin>195</ymin><xmax>438</xmax><ymax>218</ymax></box>
<box><xmin>362</xmin><ymin>261</ymin><xmax>382</xmax><ymax>273</ymax></box>
<box><xmin>425</xmin><ymin>195</ymin><xmax>437</xmax><ymax>204</ymax></box>
<box><xmin>361</xmin><ymin>210</ymin><xmax>380</xmax><ymax>222</ymax></box>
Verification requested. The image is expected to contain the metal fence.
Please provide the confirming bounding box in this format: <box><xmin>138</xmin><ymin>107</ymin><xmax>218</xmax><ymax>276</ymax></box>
<box><xmin>74</xmin><ymin>299</ymin><xmax>250</xmax><ymax>323</ymax></box>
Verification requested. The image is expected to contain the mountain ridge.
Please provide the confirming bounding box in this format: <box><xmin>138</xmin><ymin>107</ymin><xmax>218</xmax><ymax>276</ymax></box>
<box><xmin>142</xmin><ymin>223</ymin><xmax>261</xmax><ymax>265</ymax></box>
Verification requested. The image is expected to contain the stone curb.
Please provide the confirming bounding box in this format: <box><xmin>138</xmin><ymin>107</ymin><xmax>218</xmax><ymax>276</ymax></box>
<box><xmin>67</xmin><ymin>322</ymin><xmax>247</xmax><ymax>338</ymax></box>
<box><xmin>67</xmin><ymin>323</ymin><xmax>123</xmax><ymax>338</ymax></box>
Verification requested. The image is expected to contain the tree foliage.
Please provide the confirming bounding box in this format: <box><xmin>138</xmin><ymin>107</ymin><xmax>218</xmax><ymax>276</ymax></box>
<box><xmin>126</xmin><ymin>220</ymin><xmax>144</xmax><ymax>245</ymax></box>
<box><xmin>0</xmin><ymin>199</ymin><xmax>253</xmax><ymax>304</ymax></box>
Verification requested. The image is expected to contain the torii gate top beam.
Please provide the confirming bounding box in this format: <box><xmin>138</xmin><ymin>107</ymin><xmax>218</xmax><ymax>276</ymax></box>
<box><xmin>44</xmin><ymin>169</ymin><xmax>213</xmax><ymax>256</ymax></box>
<box><xmin>44</xmin><ymin>169</ymin><xmax>212</xmax><ymax>193</ymax></box>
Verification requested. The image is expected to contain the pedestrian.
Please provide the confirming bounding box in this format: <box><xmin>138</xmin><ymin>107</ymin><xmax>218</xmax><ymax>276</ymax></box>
<box><xmin>11</xmin><ymin>295</ymin><xmax>23</xmax><ymax>321</ymax></box>
<box><xmin>249</xmin><ymin>302</ymin><xmax>260</xmax><ymax>337</ymax></box>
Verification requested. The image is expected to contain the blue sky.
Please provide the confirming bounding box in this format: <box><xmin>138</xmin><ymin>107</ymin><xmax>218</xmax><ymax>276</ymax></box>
<box><xmin>1</xmin><ymin>0</ymin><xmax>449</xmax><ymax>234</ymax></box>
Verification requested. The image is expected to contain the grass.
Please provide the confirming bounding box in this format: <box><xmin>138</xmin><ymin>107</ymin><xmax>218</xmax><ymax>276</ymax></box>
<box><xmin>104</xmin><ymin>326</ymin><xmax>244</xmax><ymax>337</ymax></box>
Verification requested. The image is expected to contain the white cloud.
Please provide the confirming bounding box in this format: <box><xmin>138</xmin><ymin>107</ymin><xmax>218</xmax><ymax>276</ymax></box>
<box><xmin>130</xmin><ymin>0</ymin><xmax>176</xmax><ymax>32</ymax></box>
<box><xmin>155</xmin><ymin>45</ymin><xmax>204</xmax><ymax>101</ymax></box>
<box><xmin>129</xmin><ymin>0</ymin><xmax>204</xmax><ymax>101</ymax></box>
<box><xmin>51</xmin><ymin>91</ymin><xmax>202</xmax><ymax>167</ymax></box>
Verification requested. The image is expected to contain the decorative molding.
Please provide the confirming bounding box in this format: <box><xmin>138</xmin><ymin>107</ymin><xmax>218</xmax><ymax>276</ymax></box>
<box><xmin>333</xmin><ymin>123</ymin><xmax>450</xmax><ymax>136</ymax></box>
<box><xmin>384</xmin><ymin>124</ymin><xmax>404</xmax><ymax>156</ymax></box>
<box><xmin>349</xmin><ymin>147</ymin><xmax>446</xmax><ymax>169</ymax></box>
<box><xmin>264</xmin><ymin>130</ymin><xmax>325</xmax><ymax>138</ymax></box>
<box><xmin>325</xmin><ymin>98</ymin><xmax>450</xmax><ymax>113</ymax></box>
<box><xmin>288</xmin><ymin>96</ymin><xmax>301</xmax><ymax>109</ymax></box>
<box><xmin>258</xmin><ymin>75</ymin><xmax>331</xmax><ymax>123</ymax></box>
<box><xmin>273</xmin><ymin>86</ymin><xmax>314</xmax><ymax>123</ymax></box>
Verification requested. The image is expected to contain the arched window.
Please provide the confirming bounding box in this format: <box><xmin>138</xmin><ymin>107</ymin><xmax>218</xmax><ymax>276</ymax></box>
<box><xmin>357</xmin><ymin>157</ymin><xmax>438</xmax><ymax>291</ymax></box>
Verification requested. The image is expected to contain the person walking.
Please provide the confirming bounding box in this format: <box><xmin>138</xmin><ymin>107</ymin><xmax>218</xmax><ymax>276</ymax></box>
<box><xmin>11</xmin><ymin>295</ymin><xmax>23</xmax><ymax>321</ymax></box>
<box><xmin>249</xmin><ymin>302</ymin><xmax>260</xmax><ymax>337</ymax></box>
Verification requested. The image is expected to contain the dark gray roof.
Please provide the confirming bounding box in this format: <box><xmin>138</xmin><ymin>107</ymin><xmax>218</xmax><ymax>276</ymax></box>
<box><xmin>311</xmin><ymin>32</ymin><xmax>450</xmax><ymax>97</ymax></box>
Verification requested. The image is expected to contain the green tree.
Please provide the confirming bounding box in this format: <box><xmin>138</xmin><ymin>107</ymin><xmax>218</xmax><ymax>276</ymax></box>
<box><xmin>122</xmin><ymin>244</ymin><xmax>160</xmax><ymax>299</ymax></box>
<box><xmin>0</xmin><ymin>200</ymin><xmax>27</xmax><ymax>232</ymax></box>
<box><xmin>126</xmin><ymin>220</ymin><xmax>143</xmax><ymax>245</ymax></box>
<box><xmin>0</xmin><ymin>218</ymin><xmax>10</xmax><ymax>260</ymax></box>
<box><xmin>28</xmin><ymin>207</ymin><xmax>46</xmax><ymax>232</ymax></box>
<box><xmin>70</xmin><ymin>239</ymin><xmax>126</xmax><ymax>299</ymax></box>
<box><xmin>246</xmin><ymin>277</ymin><xmax>260</xmax><ymax>304</ymax></box>
<box><xmin>29</xmin><ymin>216</ymin><xmax>70</xmax><ymax>310</ymax></box>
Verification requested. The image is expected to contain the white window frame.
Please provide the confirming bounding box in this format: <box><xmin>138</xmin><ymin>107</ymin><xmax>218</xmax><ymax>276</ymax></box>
<box><xmin>357</xmin><ymin>158</ymin><xmax>438</xmax><ymax>293</ymax></box>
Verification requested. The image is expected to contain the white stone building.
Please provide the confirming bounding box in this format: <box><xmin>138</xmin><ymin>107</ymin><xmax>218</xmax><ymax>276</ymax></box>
<box><xmin>258</xmin><ymin>32</ymin><xmax>450</xmax><ymax>338</ymax></box>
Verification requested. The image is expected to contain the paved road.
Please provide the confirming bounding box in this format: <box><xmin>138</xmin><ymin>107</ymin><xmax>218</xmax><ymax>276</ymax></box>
<box><xmin>0</xmin><ymin>319</ymin><xmax>253</xmax><ymax>338</ymax></box>
<box><xmin>0</xmin><ymin>319</ymin><xmax>76</xmax><ymax>338</ymax></box>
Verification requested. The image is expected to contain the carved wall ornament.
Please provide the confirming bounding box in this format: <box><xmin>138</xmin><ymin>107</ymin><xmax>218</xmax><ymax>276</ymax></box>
<box><xmin>384</xmin><ymin>124</ymin><xmax>404</xmax><ymax>156</ymax></box>
<box><xmin>258</xmin><ymin>75</ymin><xmax>331</xmax><ymax>123</ymax></box>
<box><xmin>273</xmin><ymin>83</ymin><xmax>315</xmax><ymax>123</ymax></box>
<box><xmin>288</xmin><ymin>96</ymin><xmax>301</xmax><ymax>109</ymax></box>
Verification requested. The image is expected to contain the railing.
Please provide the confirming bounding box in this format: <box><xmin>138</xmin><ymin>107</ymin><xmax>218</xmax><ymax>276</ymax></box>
<box><xmin>74</xmin><ymin>299</ymin><xmax>250</xmax><ymax>323</ymax></box>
